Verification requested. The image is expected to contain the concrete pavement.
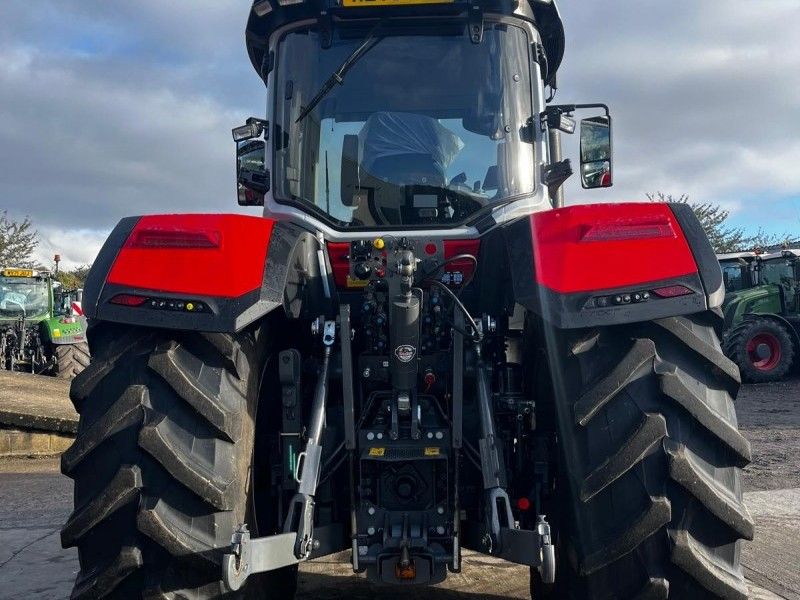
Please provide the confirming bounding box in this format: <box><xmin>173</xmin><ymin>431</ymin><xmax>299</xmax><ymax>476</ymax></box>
<box><xmin>0</xmin><ymin>372</ymin><xmax>75</xmax><ymax>457</ymax></box>
<box><xmin>0</xmin><ymin>464</ymin><xmax>795</xmax><ymax>599</ymax></box>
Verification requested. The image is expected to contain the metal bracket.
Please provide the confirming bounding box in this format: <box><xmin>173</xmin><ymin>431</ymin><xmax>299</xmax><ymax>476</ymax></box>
<box><xmin>340</xmin><ymin>305</ymin><xmax>356</xmax><ymax>450</ymax></box>
<box><xmin>468</xmin><ymin>7</ymin><xmax>484</xmax><ymax>44</ymax></box>
<box><xmin>222</xmin><ymin>527</ymin><xmax>300</xmax><ymax>591</ymax></box>
<box><xmin>452</xmin><ymin>310</ymin><xmax>464</xmax><ymax>449</ymax></box>
<box><xmin>319</xmin><ymin>13</ymin><xmax>333</xmax><ymax>49</ymax></box>
<box><xmin>461</xmin><ymin>516</ymin><xmax>554</xmax><ymax>574</ymax></box>
<box><xmin>536</xmin><ymin>515</ymin><xmax>556</xmax><ymax>584</ymax></box>
<box><xmin>222</xmin><ymin>523</ymin><xmax>347</xmax><ymax>591</ymax></box>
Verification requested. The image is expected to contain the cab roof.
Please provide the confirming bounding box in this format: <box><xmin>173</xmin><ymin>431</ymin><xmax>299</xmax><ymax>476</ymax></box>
<box><xmin>1</xmin><ymin>267</ymin><xmax>51</xmax><ymax>278</ymax></box>
<box><xmin>245</xmin><ymin>0</ymin><xmax>564</xmax><ymax>87</ymax></box>
<box><xmin>717</xmin><ymin>251</ymin><xmax>758</xmax><ymax>262</ymax></box>
<box><xmin>759</xmin><ymin>249</ymin><xmax>800</xmax><ymax>262</ymax></box>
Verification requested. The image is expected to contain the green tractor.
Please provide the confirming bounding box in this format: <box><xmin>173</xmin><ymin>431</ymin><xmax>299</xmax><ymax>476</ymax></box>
<box><xmin>721</xmin><ymin>249</ymin><xmax>800</xmax><ymax>382</ymax></box>
<box><xmin>718</xmin><ymin>251</ymin><xmax>758</xmax><ymax>293</ymax></box>
<box><xmin>0</xmin><ymin>267</ymin><xmax>90</xmax><ymax>378</ymax></box>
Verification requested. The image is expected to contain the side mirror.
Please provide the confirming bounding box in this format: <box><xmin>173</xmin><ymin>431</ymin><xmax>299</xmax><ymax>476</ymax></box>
<box><xmin>579</xmin><ymin>115</ymin><xmax>613</xmax><ymax>189</ymax></box>
<box><xmin>236</xmin><ymin>140</ymin><xmax>268</xmax><ymax>206</ymax></box>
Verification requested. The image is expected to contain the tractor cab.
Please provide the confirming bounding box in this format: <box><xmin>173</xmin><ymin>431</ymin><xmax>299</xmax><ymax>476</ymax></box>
<box><xmin>234</xmin><ymin>0</ymin><xmax>612</xmax><ymax>235</ymax></box>
<box><xmin>0</xmin><ymin>268</ymin><xmax>52</xmax><ymax>321</ymax></box>
<box><xmin>756</xmin><ymin>249</ymin><xmax>800</xmax><ymax>313</ymax></box>
<box><xmin>717</xmin><ymin>251</ymin><xmax>758</xmax><ymax>294</ymax></box>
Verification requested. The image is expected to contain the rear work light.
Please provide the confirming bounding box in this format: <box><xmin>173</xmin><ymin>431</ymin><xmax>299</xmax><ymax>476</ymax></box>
<box><xmin>253</xmin><ymin>0</ymin><xmax>273</xmax><ymax>17</ymax></box>
<box><xmin>580</xmin><ymin>216</ymin><xmax>675</xmax><ymax>243</ymax></box>
<box><xmin>125</xmin><ymin>228</ymin><xmax>221</xmax><ymax>249</ymax></box>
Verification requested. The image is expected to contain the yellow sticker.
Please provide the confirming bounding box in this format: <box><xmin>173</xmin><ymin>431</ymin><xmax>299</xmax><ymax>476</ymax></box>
<box><xmin>369</xmin><ymin>447</ymin><xmax>386</xmax><ymax>457</ymax></box>
<box><xmin>53</xmin><ymin>329</ymin><xmax>61</xmax><ymax>338</ymax></box>
<box><xmin>346</xmin><ymin>275</ymin><xmax>370</xmax><ymax>289</ymax></box>
<box><xmin>344</xmin><ymin>0</ymin><xmax>453</xmax><ymax>5</ymax></box>
<box><xmin>2</xmin><ymin>269</ymin><xmax>33</xmax><ymax>277</ymax></box>
<box><xmin>424</xmin><ymin>447</ymin><xmax>440</xmax><ymax>456</ymax></box>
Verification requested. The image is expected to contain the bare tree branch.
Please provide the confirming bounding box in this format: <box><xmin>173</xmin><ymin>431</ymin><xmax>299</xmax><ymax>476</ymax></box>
<box><xmin>646</xmin><ymin>192</ymin><xmax>796</xmax><ymax>253</ymax></box>
<box><xmin>0</xmin><ymin>211</ymin><xmax>39</xmax><ymax>266</ymax></box>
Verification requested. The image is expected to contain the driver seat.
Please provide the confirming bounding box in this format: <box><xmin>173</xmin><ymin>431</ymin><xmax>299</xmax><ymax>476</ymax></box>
<box><xmin>366</xmin><ymin>153</ymin><xmax>445</xmax><ymax>187</ymax></box>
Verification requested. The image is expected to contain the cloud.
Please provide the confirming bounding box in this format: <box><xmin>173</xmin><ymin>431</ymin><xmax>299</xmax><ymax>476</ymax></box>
<box><xmin>0</xmin><ymin>0</ymin><xmax>263</xmax><ymax>268</ymax></box>
<box><xmin>556</xmin><ymin>0</ymin><xmax>800</xmax><ymax>220</ymax></box>
<box><xmin>34</xmin><ymin>227</ymin><xmax>108</xmax><ymax>271</ymax></box>
<box><xmin>1</xmin><ymin>0</ymin><xmax>799</xmax><ymax>264</ymax></box>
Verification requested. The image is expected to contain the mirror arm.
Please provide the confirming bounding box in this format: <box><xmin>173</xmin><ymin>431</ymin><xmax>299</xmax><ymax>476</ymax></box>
<box><xmin>247</xmin><ymin>117</ymin><xmax>269</xmax><ymax>140</ymax></box>
<box><xmin>542</xmin><ymin>159</ymin><xmax>573</xmax><ymax>192</ymax></box>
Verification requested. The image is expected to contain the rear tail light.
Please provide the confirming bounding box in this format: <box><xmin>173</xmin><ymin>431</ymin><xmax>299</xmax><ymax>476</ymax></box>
<box><xmin>651</xmin><ymin>285</ymin><xmax>694</xmax><ymax>298</ymax></box>
<box><xmin>110</xmin><ymin>294</ymin><xmax>148</xmax><ymax>307</ymax></box>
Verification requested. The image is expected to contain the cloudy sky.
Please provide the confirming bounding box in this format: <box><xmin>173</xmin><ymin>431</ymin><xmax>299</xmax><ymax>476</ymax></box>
<box><xmin>1</xmin><ymin>1</ymin><xmax>799</xmax><ymax>268</ymax></box>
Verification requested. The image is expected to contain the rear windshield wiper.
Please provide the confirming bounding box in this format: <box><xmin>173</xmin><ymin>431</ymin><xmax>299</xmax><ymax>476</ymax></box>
<box><xmin>295</xmin><ymin>25</ymin><xmax>384</xmax><ymax>124</ymax></box>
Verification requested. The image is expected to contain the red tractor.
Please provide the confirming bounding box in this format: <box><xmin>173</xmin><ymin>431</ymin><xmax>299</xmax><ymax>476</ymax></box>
<box><xmin>62</xmin><ymin>1</ymin><xmax>752</xmax><ymax>598</ymax></box>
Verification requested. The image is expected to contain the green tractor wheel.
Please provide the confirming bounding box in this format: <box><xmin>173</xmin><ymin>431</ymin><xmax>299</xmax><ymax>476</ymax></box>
<box><xmin>54</xmin><ymin>342</ymin><xmax>91</xmax><ymax>379</ymax></box>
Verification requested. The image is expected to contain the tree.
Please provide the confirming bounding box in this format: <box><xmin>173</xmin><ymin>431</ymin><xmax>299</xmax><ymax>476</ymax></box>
<box><xmin>646</xmin><ymin>192</ymin><xmax>793</xmax><ymax>254</ymax></box>
<box><xmin>56</xmin><ymin>265</ymin><xmax>93</xmax><ymax>290</ymax></box>
<box><xmin>0</xmin><ymin>211</ymin><xmax>39</xmax><ymax>266</ymax></box>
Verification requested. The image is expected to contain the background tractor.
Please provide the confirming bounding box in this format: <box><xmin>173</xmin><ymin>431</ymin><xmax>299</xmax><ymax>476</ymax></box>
<box><xmin>62</xmin><ymin>1</ymin><xmax>752</xmax><ymax>599</ymax></box>
<box><xmin>718</xmin><ymin>251</ymin><xmax>758</xmax><ymax>293</ymax></box>
<box><xmin>0</xmin><ymin>267</ymin><xmax>90</xmax><ymax>378</ymax></box>
<box><xmin>722</xmin><ymin>249</ymin><xmax>800</xmax><ymax>382</ymax></box>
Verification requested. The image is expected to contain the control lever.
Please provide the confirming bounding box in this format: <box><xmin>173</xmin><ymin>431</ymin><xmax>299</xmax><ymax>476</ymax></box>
<box><xmin>283</xmin><ymin>319</ymin><xmax>336</xmax><ymax>558</ymax></box>
<box><xmin>475</xmin><ymin>344</ymin><xmax>514</xmax><ymax>552</ymax></box>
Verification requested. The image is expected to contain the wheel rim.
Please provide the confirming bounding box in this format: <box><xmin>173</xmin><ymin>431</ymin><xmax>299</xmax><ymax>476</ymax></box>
<box><xmin>746</xmin><ymin>332</ymin><xmax>782</xmax><ymax>371</ymax></box>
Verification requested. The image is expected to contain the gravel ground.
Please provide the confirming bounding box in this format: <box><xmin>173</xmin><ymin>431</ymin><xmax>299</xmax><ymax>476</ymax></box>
<box><xmin>737</xmin><ymin>377</ymin><xmax>800</xmax><ymax>491</ymax></box>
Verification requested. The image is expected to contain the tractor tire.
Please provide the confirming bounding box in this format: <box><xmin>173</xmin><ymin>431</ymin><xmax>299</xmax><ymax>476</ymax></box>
<box><xmin>723</xmin><ymin>317</ymin><xmax>795</xmax><ymax>383</ymax></box>
<box><xmin>54</xmin><ymin>342</ymin><xmax>91</xmax><ymax>379</ymax></box>
<box><xmin>550</xmin><ymin>311</ymin><xmax>753</xmax><ymax>599</ymax></box>
<box><xmin>61</xmin><ymin>323</ymin><xmax>295</xmax><ymax>599</ymax></box>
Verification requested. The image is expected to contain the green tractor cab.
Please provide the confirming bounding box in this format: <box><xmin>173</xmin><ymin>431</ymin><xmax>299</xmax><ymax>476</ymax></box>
<box><xmin>721</xmin><ymin>249</ymin><xmax>800</xmax><ymax>382</ymax></box>
<box><xmin>0</xmin><ymin>267</ymin><xmax>90</xmax><ymax>378</ymax></box>
<box><xmin>718</xmin><ymin>251</ymin><xmax>758</xmax><ymax>294</ymax></box>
